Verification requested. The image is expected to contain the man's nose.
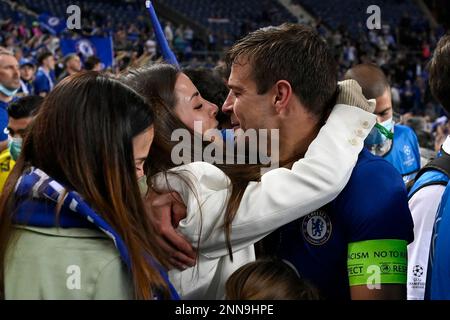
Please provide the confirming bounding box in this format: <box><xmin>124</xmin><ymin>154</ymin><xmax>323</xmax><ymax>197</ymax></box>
<box><xmin>222</xmin><ymin>90</ymin><xmax>234</xmax><ymax>114</ymax></box>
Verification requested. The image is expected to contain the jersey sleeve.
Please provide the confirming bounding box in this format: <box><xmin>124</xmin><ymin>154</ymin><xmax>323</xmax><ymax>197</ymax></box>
<box><xmin>33</xmin><ymin>73</ymin><xmax>50</xmax><ymax>94</ymax></box>
<box><xmin>428</xmin><ymin>184</ymin><xmax>450</xmax><ymax>299</ymax></box>
<box><xmin>340</xmin><ymin>157</ymin><xmax>414</xmax><ymax>243</ymax></box>
<box><xmin>0</xmin><ymin>107</ymin><xmax>8</xmax><ymax>142</ymax></box>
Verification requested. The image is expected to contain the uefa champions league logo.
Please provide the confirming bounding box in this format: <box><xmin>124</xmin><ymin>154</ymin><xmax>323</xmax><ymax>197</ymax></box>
<box><xmin>412</xmin><ymin>265</ymin><xmax>424</xmax><ymax>278</ymax></box>
<box><xmin>403</xmin><ymin>145</ymin><xmax>412</xmax><ymax>157</ymax></box>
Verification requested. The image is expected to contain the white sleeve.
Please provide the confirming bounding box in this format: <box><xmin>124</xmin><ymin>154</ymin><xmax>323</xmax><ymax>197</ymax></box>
<box><xmin>407</xmin><ymin>185</ymin><xmax>445</xmax><ymax>300</ymax></box>
<box><xmin>153</xmin><ymin>104</ymin><xmax>376</xmax><ymax>257</ymax></box>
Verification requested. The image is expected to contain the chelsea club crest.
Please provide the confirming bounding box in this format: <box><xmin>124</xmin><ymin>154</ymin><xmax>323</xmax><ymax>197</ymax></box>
<box><xmin>302</xmin><ymin>210</ymin><xmax>332</xmax><ymax>245</ymax></box>
<box><xmin>48</xmin><ymin>17</ymin><xmax>60</xmax><ymax>27</ymax></box>
<box><xmin>76</xmin><ymin>39</ymin><xmax>96</xmax><ymax>58</ymax></box>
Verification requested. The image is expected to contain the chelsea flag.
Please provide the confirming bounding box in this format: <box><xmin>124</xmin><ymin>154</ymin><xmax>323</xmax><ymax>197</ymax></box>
<box><xmin>60</xmin><ymin>36</ymin><xmax>114</xmax><ymax>68</ymax></box>
<box><xmin>38</xmin><ymin>13</ymin><xmax>67</xmax><ymax>35</ymax></box>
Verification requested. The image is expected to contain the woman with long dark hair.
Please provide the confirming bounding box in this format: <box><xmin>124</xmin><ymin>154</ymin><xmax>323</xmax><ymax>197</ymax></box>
<box><xmin>122</xmin><ymin>63</ymin><xmax>221</xmax><ymax>176</ymax></box>
<box><xmin>0</xmin><ymin>72</ymin><xmax>178</xmax><ymax>300</ymax></box>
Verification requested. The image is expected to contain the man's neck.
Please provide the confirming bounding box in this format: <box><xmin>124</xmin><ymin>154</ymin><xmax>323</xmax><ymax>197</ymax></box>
<box><xmin>0</xmin><ymin>92</ymin><xmax>13</xmax><ymax>103</ymax></box>
<box><xmin>280</xmin><ymin>126</ymin><xmax>320</xmax><ymax>162</ymax></box>
<box><xmin>278</xmin><ymin>114</ymin><xmax>322</xmax><ymax>163</ymax></box>
<box><xmin>41</xmin><ymin>66</ymin><xmax>50</xmax><ymax>73</ymax></box>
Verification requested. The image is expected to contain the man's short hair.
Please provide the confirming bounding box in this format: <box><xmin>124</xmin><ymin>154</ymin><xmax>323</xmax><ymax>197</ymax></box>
<box><xmin>84</xmin><ymin>56</ymin><xmax>101</xmax><ymax>71</ymax></box>
<box><xmin>343</xmin><ymin>63</ymin><xmax>390</xmax><ymax>100</ymax></box>
<box><xmin>0</xmin><ymin>48</ymin><xmax>14</xmax><ymax>56</ymax></box>
<box><xmin>37</xmin><ymin>51</ymin><xmax>53</xmax><ymax>66</ymax></box>
<box><xmin>7</xmin><ymin>95</ymin><xmax>44</xmax><ymax>119</ymax></box>
<box><xmin>429</xmin><ymin>34</ymin><xmax>450</xmax><ymax>112</ymax></box>
<box><xmin>226</xmin><ymin>23</ymin><xmax>338</xmax><ymax>117</ymax></box>
<box><xmin>63</xmin><ymin>53</ymin><xmax>79</xmax><ymax>67</ymax></box>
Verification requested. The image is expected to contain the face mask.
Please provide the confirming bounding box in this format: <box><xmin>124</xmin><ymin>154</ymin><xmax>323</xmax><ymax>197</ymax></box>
<box><xmin>365</xmin><ymin>117</ymin><xmax>394</xmax><ymax>146</ymax></box>
<box><xmin>0</xmin><ymin>84</ymin><xmax>19</xmax><ymax>97</ymax></box>
<box><xmin>8</xmin><ymin>136</ymin><xmax>22</xmax><ymax>161</ymax></box>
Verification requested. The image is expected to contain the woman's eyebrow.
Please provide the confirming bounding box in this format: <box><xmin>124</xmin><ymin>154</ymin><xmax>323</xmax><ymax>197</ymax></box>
<box><xmin>190</xmin><ymin>92</ymin><xmax>200</xmax><ymax>101</ymax></box>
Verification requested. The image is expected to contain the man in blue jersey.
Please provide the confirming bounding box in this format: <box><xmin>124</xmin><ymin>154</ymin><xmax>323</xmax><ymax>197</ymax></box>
<box><xmin>33</xmin><ymin>51</ymin><xmax>55</xmax><ymax>97</ymax></box>
<box><xmin>276</xmin><ymin>148</ymin><xmax>413</xmax><ymax>299</ymax></box>
<box><xmin>222</xmin><ymin>26</ymin><xmax>413</xmax><ymax>300</ymax></box>
<box><xmin>344</xmin><ymin>64</ymin><xmax>421</xmax><ymax>184</ymax></box>
<box><xmin>17</xmin><ymin>59</ymin><xmax>36</xmax><ymax>97</ymax></box>
<box><xmin>420</xmin><ymin>35</ymin><xmax>450</xmax><ymax>300</ymax></box>
<box><xmin>0</xmin><ymin>50</ymin><xmax>20</xmax><ymax>153</ymax></box>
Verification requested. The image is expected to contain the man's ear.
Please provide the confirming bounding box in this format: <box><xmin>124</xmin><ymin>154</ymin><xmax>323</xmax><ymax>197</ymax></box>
<box><xmin>272</xmin><ymin>80</ymin><xmax>292</xmax><ymax>115</ymax></box>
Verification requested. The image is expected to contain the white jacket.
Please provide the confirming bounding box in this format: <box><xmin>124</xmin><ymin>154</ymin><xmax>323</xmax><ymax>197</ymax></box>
<box><xmin>153</xmin><ymin>104</ymin><xmax>376</xmax><ymax>299</ymax></box>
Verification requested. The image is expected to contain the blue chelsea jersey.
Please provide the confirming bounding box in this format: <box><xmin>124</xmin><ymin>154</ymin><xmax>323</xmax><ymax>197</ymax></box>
<box><xmin>276</xmin><ymin>148</ymin><xmax>414</xmax><ymax>299</ymax></box>
<box><xmin>426</xmin><ymin>182</ymin><xmax>450</xmax><ymax>299</ymax></box>
<box><xmin>383</xmin><ymin>125</ymin><xmax>421</xmax><ymax>184</ymax></box>
<box><xmin>0</xmin><ymin>100</ymin><xmax>9</xmax><ymax>142</ymax></box>
<box><xmin>33</xmin><ymin>69</ymin><xmax>55</xmax><ymax>95</ymax></box>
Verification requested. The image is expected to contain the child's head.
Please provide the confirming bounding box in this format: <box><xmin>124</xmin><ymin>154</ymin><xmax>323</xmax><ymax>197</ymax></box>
<box><xmin>225</xmin><ymin>259</ymin><xmax>319</xmax><ymax>300</ymax></box>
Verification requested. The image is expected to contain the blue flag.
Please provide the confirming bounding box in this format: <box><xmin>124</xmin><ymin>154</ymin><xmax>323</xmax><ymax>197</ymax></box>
<box><xmin>145</xmin><ymin>0</ymin><xmax>179</xmax><ymax>67</ymax></box>
<box><xmin>60</xmin><ymin>36</ymin><xmax>114</xmax><ymax>68</ymax></box>
<box><xmin>38</xmin><ymin>13</ymin><xmax>66</xmax><ymax>35</ymax></box>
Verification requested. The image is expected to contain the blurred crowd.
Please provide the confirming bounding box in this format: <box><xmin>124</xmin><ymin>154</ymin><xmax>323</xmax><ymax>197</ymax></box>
<box><xmin>0</xmin><ymin>1</ymin><xmax>448</xmax><ymax>155</ymax></box>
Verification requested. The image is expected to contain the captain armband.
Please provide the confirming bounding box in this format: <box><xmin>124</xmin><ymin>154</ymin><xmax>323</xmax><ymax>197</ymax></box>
<box><xmin>347</xmin><ymin>239</ymin><xmax>407</xmax><ymax>286</ymax></box>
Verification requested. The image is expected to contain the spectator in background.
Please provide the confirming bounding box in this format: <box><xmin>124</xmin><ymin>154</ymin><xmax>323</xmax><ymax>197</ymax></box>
<box><xmin>400</xmin><ymin>80</ymin><xmax>418</xmax><ymax>113</ymax></box>
<box><xmin>0</xmin><ymin>95</ymin><xmax>43</xmax><ymax>192</ymax></box>
<box><xmin>345</xmin><ymin>63</ymin><xmax>422</xmax><ymax>184</ymax></box>
<box><xmin>84</xmin><ymin>56</ymin><xmax>102</xmax><ymax>72</ymax></box>
<box><xmin>17</xmin><ymin>59</ymin><xmax>35</xmax><ymax>97</ymax></box>
<box><xmin>184</xmin><ymin>26</ymin><xmax>194</xmax><ymax>45</ymax></box>
<box><xmin>33</xmin><ymin>51</ymin><xmax>55</xmax><ymax>97</ymax></box>
<box><xmin>164</xmin><ymin>22</ymin><xmax>174</xmax><ymax>46</ymax></box>
<box><xmin>145</xmin><ymin>37</ymin><xmax>157</xmax><ymax>59</ymax></box>
<box><xmin>31</xmin><ymin>21</ymin><xmax>42</xmax><ymax>38</ymax></box>
<box><xmin>6</xmin><ymin>95</ymin><xmax>43</xmax><ymax>161</ymax></box>
<box><xmin>57</xmin><ymin>54</ymin><xmax>82</xmax><ymax>83</ymax></box>
<box><xmin>406</xmin><ymin>116</ymin><xmax>436</xmax><ymax>165</ymax></box>
<box><xmin>0</xmin><ymin>50</ymin><xmax>20</xmax><ymax>153</ymax></box>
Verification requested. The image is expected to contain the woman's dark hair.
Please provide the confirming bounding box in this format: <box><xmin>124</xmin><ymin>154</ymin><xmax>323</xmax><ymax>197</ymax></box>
<box><xmin>121</xmin><ymin>63</ymin><xmax>189</xmax><ymax>175</ymax></box>
<box><xmin>0</xmin><ymin>71</ymin><xmax>170</xmax><ymax>299</ymax></box>
<box><xmin>183</xmin><ymin>67</ymin><xmax>230</xmax><ymax>128</ymax></box>
<box><xmin>226</xmin><ymin>259</ymin><xmax>320</xmax><ymax>300</ymax></box>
